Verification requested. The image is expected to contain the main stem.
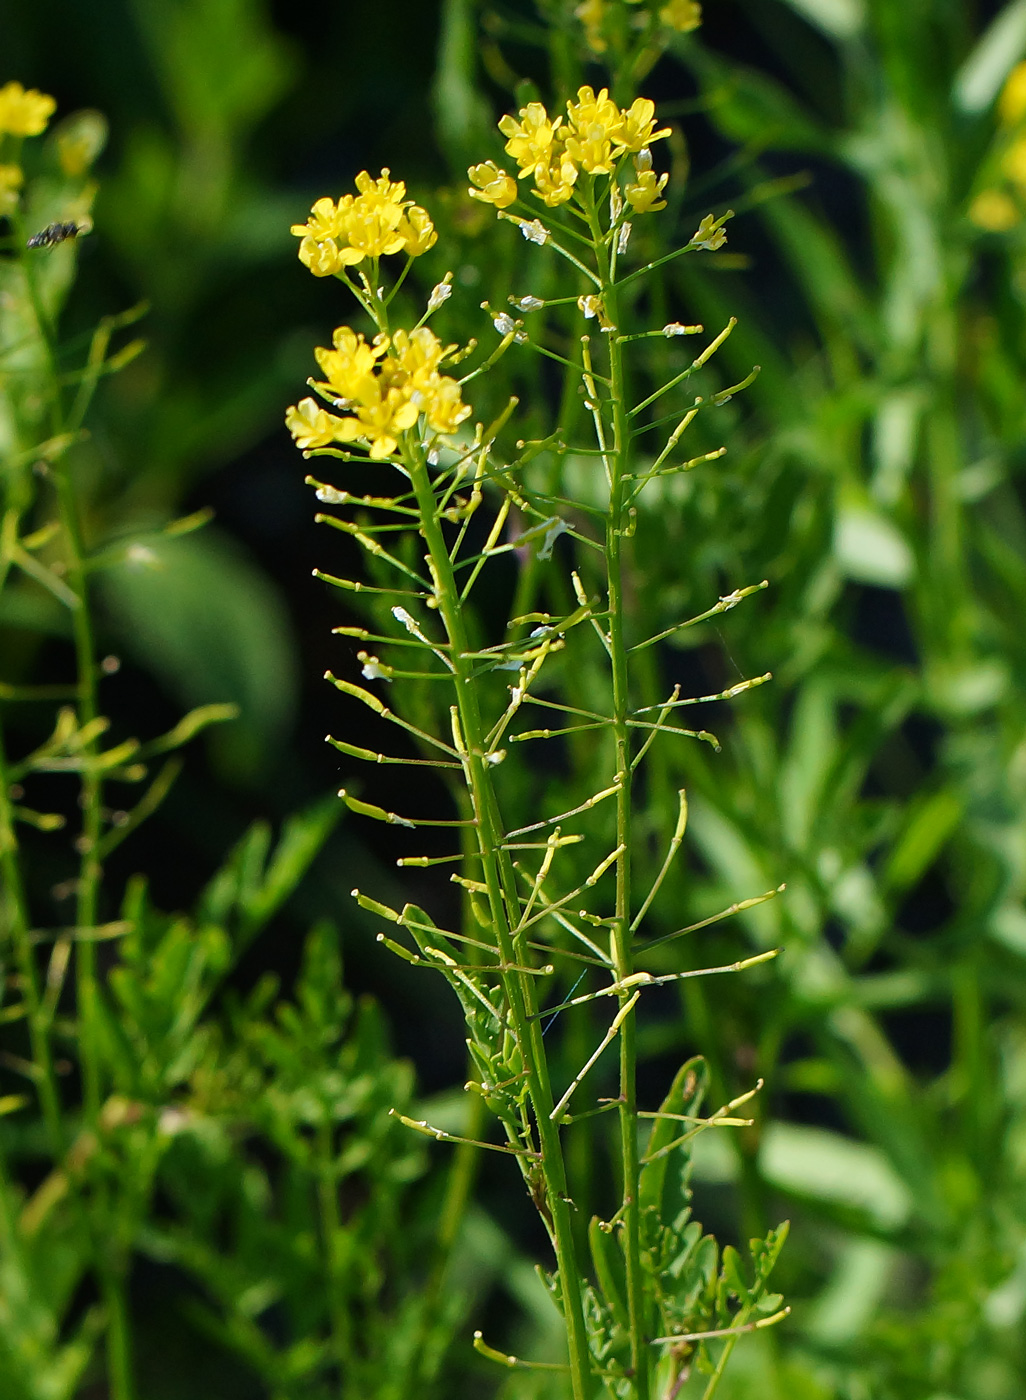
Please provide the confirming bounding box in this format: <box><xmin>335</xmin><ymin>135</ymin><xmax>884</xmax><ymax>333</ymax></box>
<box><xmin>406</xmin><ymin>443</ymin><xmax>593</xmax><ymax>1400</ymax></box>
<box><xmin>20</xmin><ymin>231</ymin><xmax>132</xmax><ymax>1400</ymax></box>
<box><xmin>596</xmin><ymin>222</ymin><xmax>648</xmax><ymax>1397</ymax></box>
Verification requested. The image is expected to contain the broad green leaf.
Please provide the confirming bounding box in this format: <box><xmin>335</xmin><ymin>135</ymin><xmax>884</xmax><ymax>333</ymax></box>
<box><xmin>759</xmin><ymin>1122</ymin><xmax>912</xmax><ymax>1229</ymax></box>
<box><xmin>834</xmin><ymin>503</ymin><xmax>915</xmax><ymax>587</ymax></box>
<box><xmin>97</xmin><ymin>528</ymin><xmax>297</xmax><ymax>780</ymax></box>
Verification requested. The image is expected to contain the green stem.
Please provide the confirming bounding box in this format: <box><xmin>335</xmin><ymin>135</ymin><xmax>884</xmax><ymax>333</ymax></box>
<box><xmin>99</xmin><ymin>1266</ymin><xmax>135</xmax><ymax>1400</ymax></box>
<box><xmin>405</xmin><ymin>439</ymin><xmax>594</xmax><ymax>1400</ymax></box>
<box><xmin>316</xmin><ymin>1120</ymin><xmax>355</xmax><ymax>1384</ymax></box>
<box><xmin>17</xmin><ymin>230</ymin><xmax>105</xmax><ymax>1122</ymax></box>
<box><xmin>596</xmin><ymin>235</ymin><xmax>648</xmax><ymax>1398</ymax></box>
<box><xmin>0</xmin><ymin>724</ymin><xmax>62</xmax><ymax>1148</ymax></box>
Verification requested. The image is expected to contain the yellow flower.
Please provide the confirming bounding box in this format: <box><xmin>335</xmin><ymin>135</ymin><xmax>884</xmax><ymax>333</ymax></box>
<box><xmin>565</xmin><ymin>86</ymin><xmax>623</xmax><ymax>174</ymax></box>
<box><xmin>292</xmin><ymin>172</ymin><xmax>436</xmax><ymax>273</ymax></box>
<box><xmin>56</xmin><ymin>111</ymin><xmax>108</xmax><ymax>177</ymax></box>
<box><xmin>391</xmin><ymin>328</ymin><xmax>470</xmax><ymax>435</ymax></box>
<box><xmin>314</xmin><ymin>328</ymin><xmax>389</xmax><ymax>405</ymax></box>
<box><xmin>291</xmin><ymin>196</ymin><xmax>346</xmax><ymax>241</ymax></box>
<box><xmin>499</xmin><ymin>102</ymin><xmax>563</xmax><ymax>173</ymax></box>
<box><xmin>1000</xmin><ymin>62</ymin><xmax>1026</xmax><ymax>128</ymax></box>
<box><xmin>625</xmin><ymin>168</ymin><xmax>668</xmax><ymax>212</ymax></box>
<box><xmin>420</xmin><ymin>376</ymin><xmax>471</xmax><ymax>435</ymax></box>
<box><xmin>659</xmin><ymin>0</ymin><xmax>701</xmax><ymax>32</ymax></box>
<box><xmin>969</xmin><ymin>188</ymin><xmax>1019</xmax><ymax>231</ymax></box>
<box><xmin>617</xmin><ymin>98</ymin><xmax>672</xmax><ymax>153</ymax></box>
<box><xmin>468</xmin><ymin>161</ymin><xmax>518</xmax><ymax>208</ymax></box>
<box><xmin>354</xmin><ymin>168</ymin><xmax>408</xmax><ymax>209</ymax></box>
<box><xmin>285</xmin><ymin>397</ymin><xmax>350</xmax><ymax>451</ymax></box>
<box><xmin>575</xmin><ymin>0</ymin><xmax>607</xmax><ymax>53</ymax></box>
<box><xmin>346</xmin><ymin>389</ymin><xmax>421</xmax><ymax>460</ymax></box>
<box><xmin>397</xmin><ymin>204</ymin><xmax>437</xmax><ymax>256</ymax></box>
<box><xmin>297</xmin><ymin>235</ymin><xmax>346</xmax><ymax>277</ymax></box>
<box><xmin>337</xmin><ymin>199</ymin><xmax>407</xmax><ymax>264</ymax></box>
<box><xmin>393</xmin><ymin>327</ymin><xmax>447</xmax><ymax>383</ymax></box>
<box><xmin>532</xmin><ymin>151</ymin><xmax>579</xmax><ymax>206</ymax></box>
<box><xmin>1003</xmin><ymin>136</ymin><xmax>1026</xmax><ymax>189</ymax></box>
<box><xmin>0</xmin><ymin>162</ymin><xmax>22</xmax><ymax>216</ymax></box>
<box><xmin>692</xmin><ymin>213</ymin><xmax>727</xmax><ymax>249</ymax></box>
<box><xmin>0</xmin><ymin>81</ymin><xmax>56</xmax><ymax>137</ymax></box>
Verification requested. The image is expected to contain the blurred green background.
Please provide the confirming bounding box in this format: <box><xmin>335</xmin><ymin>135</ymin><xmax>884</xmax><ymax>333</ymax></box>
<box><xmin>5</xmin><ymin>0</ymin><xmax>1026</xmax><ymax>1396</ymax></box>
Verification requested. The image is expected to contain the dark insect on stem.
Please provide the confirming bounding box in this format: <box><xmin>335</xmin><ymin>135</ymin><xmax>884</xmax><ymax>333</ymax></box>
<box><xmin>26</xmin><ymin>221</ymin><xmax>81</xmax><ymax>249</ymax></box>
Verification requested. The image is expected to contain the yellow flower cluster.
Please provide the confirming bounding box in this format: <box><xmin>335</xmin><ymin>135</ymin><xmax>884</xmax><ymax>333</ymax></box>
<box><xmin>575</xmin><ymin>0</ymin><xmax>701</xmax><ymax>54</ymax></box>
<box><xmin>286</xmin><ymin>326</ymin><xmax>470</xmax><ymax>460</ymax></box>
<box><xmin>291</xmin><ymin>170</ymin><xmax>437</xmax><ymax>277</ymax></box>
<box><xmin>0</xmin><ymin>81</ymin><xmax>55</xmax><ymax>138</ymax></box>
<box><xmin>970</xmin><ymin>62</ymin><xmax>1026</xmax><ymax>232</ymax></box>
<box><xmin>469</xmin><ymin>86</ymin><xmax>671</xmax><ymax>212</ymax></box>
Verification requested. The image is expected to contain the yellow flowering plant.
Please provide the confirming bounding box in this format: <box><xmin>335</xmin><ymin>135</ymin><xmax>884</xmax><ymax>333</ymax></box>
<box><xmin>289</xmin><ymin>80</ymin><xmax>786</xmax><ymax>1400</ymax></box>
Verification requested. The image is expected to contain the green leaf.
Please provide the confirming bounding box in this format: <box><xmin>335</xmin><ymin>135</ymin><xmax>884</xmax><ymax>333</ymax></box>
<box><xmin>954</xmin><ymin>0</ymin><xmax>1026</xmax><ymax>112</ymax></box>
<box><xmin>639</xmin><ymin>1057</ymin><xmax>708</xmax><ymax>1216</ymax></box>
<box><xmin>759</xmin><ymin>1123</ymin><xmax>912</xmax><ymax>1229</ymax></box>
<box><xmin>588</xmin><ymin>1216</ymin><xmax>629</xmax><ymax>1330</ymax></box>
<box><xmin>882</xmin><ymin>790</ymin><xmax>963</xmax><ymax>895</ymax></box>
<box><xmin>96</xmin><ymin>528</ymin><xmax>297</xmax><ymax>781</ymax></box>
<box><xmin>776</xmin><ymin>0</ymin><xmax>865</xmax><ymax>39</ymax></box>
<box><xmin>834</xmin><ymin>502</ymin><xmax>915</xmax><ymax>587</ymax></box>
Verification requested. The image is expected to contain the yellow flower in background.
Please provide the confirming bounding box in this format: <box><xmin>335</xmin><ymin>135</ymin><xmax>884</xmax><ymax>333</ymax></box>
<box><xmin>969</xmin><ymin>188</ymin><xmax>1019</xmax><ymax>231</ymax></box>
<box><xmin>1000</xmin><ymin>62</ymin><xmax>1026</xmax><ymax>128</ymax></box>
<box><xmin>1003</xmin><ymin>135</ymin><xmax>1026</xmax><ymax>189</ymax></box>
<box><xmin>55</xmin><ymin>110</ymin><xmax>108</xmax><ymax>177</ymax></box>
<box><xmin>0</xmin><ymin>81</ymin><xmax>55</xmax><ymax>137</ymax></box>
<box><xmin>499</xmin><ymin>103</ymin><xmax>562</xmax><ymax>173</ymax></box>
<box><xmin>0</xmin><ymin>162</ymin><xmax>23</xmax><ymax>216</ymax></box>
<box><xmin>659</xmin><ymin>0</ymin><xmax>702</xmax><ymax>32</ymax></box>
<box><xmin>468</xmin><ymin>161</ymin><xmax>518</xmax><ymax>208</ymax></box>
<box><xmin>285</xmin><ymin>397</ymin><xmax>349</xmax><ymax>450</ymax></box>
<box><xmin>575</xmin><ymin>0</ymin><xmax>607</xmax><ymax>53</ymax></box>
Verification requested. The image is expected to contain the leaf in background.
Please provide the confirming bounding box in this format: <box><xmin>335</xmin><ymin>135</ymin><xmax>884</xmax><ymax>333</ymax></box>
<box><xmin>96</xmin><ymin>528</ymin><xmax>297</xmax><ymax>781</ymax></box>
<box><xmin>954</xmin><ymin>0</ymin><xmax>1026</xmax><ymax>112</ymax></box>
<box><xmin>834</xmin><ymin>501</ymin><xmax>915</xmax><ymax>587</ymax></box>
<box><xmin>775</xmin><ymin>0</ymin><xmax>866</xmax><ymax>40</ymax></box>
<box><xmin>432</xmin><ymin>0</ymin><xmax>493</xmax><ymax>172</ymax></box>
<box><xmin>759</xmin><ymin>1121</ymin><xmax>912</xmax><ymax>1230</ymax></box>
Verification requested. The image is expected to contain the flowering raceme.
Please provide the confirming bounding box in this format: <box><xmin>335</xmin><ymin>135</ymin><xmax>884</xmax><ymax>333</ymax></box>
<box><xmin>286</xmin><ymin>325</ymin><xmax>470</xmax><ymax>461</ymax></box>
<box><xmin>291</xmin><ymin>168</ymin><xmax>437</xmax><ymax>277</ymax></box>
<box><xmin>0</xmin><ymin>81</ymin><xmax>56</xmax><ymax>137</ymax></box>
<box><xmin>467</xmin><ymin>86</ymin><xmax>671</xmax><ymax>216</ymax></box>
